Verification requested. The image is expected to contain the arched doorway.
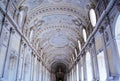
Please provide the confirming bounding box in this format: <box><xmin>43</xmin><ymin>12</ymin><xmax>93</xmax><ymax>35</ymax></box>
<box><xmin>51</xmin><ymin>62</ymin><xmax>67</xmax><ymax>81</ymax></box>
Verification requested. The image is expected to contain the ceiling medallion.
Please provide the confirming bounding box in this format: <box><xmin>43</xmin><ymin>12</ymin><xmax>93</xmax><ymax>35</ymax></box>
<box><xmin>49</xmin><ymin>33</ymin><xmax>68</xmax><ymax>48</ymax></box>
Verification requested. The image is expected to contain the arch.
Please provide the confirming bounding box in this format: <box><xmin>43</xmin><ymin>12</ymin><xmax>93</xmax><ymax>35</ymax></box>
<box><xmin>75</xmin><ymin>49</ymin><xmax>78</xmax><ymax>57</ymax></box>
<box><xmin>29</xmin><ymin>28</ymin><xmax>34</xmax><ymax>42</ymax></box>
<box><xmin>86</xmin><ymin>52</ymin><xmax>93</xmax><ymax>81</ymax></box>
<box><xmin>115</xmin><ymin>13</ymin><xmax>120</xmax><ymax>57</ymax></box>
<box><xmin>17</xmin><ymin>6</ymin><xmax>28</xmax><ymax>28</ymax></box>
<box><xmin>89</xmin><ymin>9</ymin><xmax>96</xmax><ymax>27</ymax></box>
<box><xmin>18</xmin><ymin>10</ymin><xmax>24</xmax><ymax>27</ymax></box>
<box><xmin>97</xmin><ymin>51</ymin><xmax>107</xmax><ymax>81</ymax></box>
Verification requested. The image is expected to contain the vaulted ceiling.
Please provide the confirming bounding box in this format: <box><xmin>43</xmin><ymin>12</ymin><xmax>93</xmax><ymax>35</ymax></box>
<box><xmin>14</xmin><ymin>0</ymin><xmax>96</xmax><ymax>71</ymax></box>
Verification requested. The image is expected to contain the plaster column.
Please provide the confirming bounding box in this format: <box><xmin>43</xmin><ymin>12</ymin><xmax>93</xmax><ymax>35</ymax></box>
<box><xmin>83</xmin><ymin>54</ymin><xmax>87</xmax><ymax>81</ymax></box>
<box><xmin>39</xmin><ymin>61</ymin><xmax>42</xmax><ymax>81</ymax></box>
<box><xmin>1</xmin><ymin>28</ymin><xmax>15</xmax><ymax>81</ymax></box>
<box><xmin>16</xmin><ymin>39</ymin><xmax>25</xmax><ymax>81</ymax></box>
<box><xmin>78</xmin><ymin>61</ymin><xmax>81</xmax><ymax>81</ymax></box>
<box><xmin>33</xmin><ymin>55</ymin><xmax>37</xmax><ymax>81</ymax></box>
<box><xmin>92</xmin><ymin>38</ymin><xmax>99</xmax><ymax>80</ymax></box>
<box><xmin>0</xmin><ymin>25</ymin><xmax>10</xmax><ymax>79</ymax></box>
<box><xmin>21</xmin><ymin>45</ymin><xmax>27</xmax><ymax>81</ymax></box>
<box><xmin>89</xmin><ymin>43</ymin><xmax>96</xmax><ymax>81</ymax></box>
<box><xmin>30</xmin><ymin>53</ymin><xmax>34</xmax><ymax>81</ymax></box>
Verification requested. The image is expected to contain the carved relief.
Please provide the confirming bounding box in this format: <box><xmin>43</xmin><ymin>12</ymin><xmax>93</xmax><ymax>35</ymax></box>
<box><xmin>25</xmin><ymin>6</ymin><xmax>88</xmax><ymax>27</ymax></box>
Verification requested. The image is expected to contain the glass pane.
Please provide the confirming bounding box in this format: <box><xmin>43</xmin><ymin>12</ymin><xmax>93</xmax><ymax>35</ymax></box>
<box><xmin>97</xmin><ymin>51</ymin><xmax>107</xmax><ymax>81</ymax></box>
<box><xmin>86</xmin><ymin>52</ymin><xmax>93</xmax><ymax>81</ymax></box>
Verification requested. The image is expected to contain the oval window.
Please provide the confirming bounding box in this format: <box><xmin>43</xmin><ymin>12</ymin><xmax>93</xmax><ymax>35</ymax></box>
<box><xmin>89</xmin><ymin>9</ymin><xmax>97</xmax><ymax>27</ymax></box>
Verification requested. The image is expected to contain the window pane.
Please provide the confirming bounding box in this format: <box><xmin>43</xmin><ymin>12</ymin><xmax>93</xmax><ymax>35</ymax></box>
<box><xmin>86</xmin><ymin>52</ymin><xmax>93</xmax><ymax>81</ymax></box>
<box><xmin>97</xmin><ymin>51</ymin><xmax>107</xmax><ymax>81</ymax></box>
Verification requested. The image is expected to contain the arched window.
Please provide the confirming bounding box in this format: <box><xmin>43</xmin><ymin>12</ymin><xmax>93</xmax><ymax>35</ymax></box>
<box><xmin>89</xmin><ymin>9</ymin><xmax>96</xmax><ymax>27</ymax></box>
<box><xmin>18</xmin><ymin>6</ymin><xmax>28</xmax><ymax>28</ymax></box>
<box><xmin>86</xmin><ymin>52</ymin><xmax>93</xmax><ymax>81</ymax></box>
<box><xmin>78</xmin><ymin>40</ymin><xmax>81</xmax><ymax>51</ymax></box>
<box><xmin>30</xmin><ymin>29</ymin><xmax>34</xmax><ymax>42</ymax></box>
<box><xmin>83</xmin><ymin>28</ymin><xmax>87</xmax><ymax>42</ymax></box>
<box><xmin>75</xmin><ymin>49</ymin><xmax>77</xmax><ymax>57</ymax></box>
<box><xmin>97</xmin><ymin>51</ymin><xmax>107</xmax><ymax>81</ymax></box>
<box><xmin>76</xmin><ymin>64</ymin><xmax>79</xmax><ymax>81</ymax></box>
<box><xmin>18</xmin><ymin>10</ymin><xmax>24</xmax><ymax>27</ymax></box>
<box><xmin>115</xmin><ymin>14</ymin><xmax>120</xmax><ymax>57</ymax></box>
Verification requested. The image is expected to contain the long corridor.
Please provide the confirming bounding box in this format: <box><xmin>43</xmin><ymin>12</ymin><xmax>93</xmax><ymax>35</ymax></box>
<box><xmin>0</xmin><ymin>0</ymin><xmax>120</xmax><ymax>81</ymax></box>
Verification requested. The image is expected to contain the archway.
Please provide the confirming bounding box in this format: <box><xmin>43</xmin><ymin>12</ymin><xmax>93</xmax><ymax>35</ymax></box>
<box><xmin>115</xmin><ymin>14</ymin><xmax>120</xmax><ymax>57</ymax></box>
<box><xmin>51</xmin><ymin>62</ymin><xmax>67</xmax><ymax>81</ymax></box>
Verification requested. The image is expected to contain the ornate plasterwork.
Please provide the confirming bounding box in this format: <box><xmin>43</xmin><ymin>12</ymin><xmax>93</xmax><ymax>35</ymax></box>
<box><xmin>49</xmin><ymin>33</ymin><xmax>68</xmax><ymax>48</ymax></box>
<box><xmin>21</xmin><ymin>0</ymin><xmax>91</xmax><ymax>69</ymax></box>
<box><xmin>35</xmin><ymin>24</ymin><xmax>81</xmax><ymax>37</ymax></box>
<box><xmin>30</xmin><ymin>22</ymin><xmax>83</xmax><ymax>68</ymax></box>
<box><xmin>25</xmin><ymin>4</ymin><xmax>89</xmax><ymax>27</ymax></box>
